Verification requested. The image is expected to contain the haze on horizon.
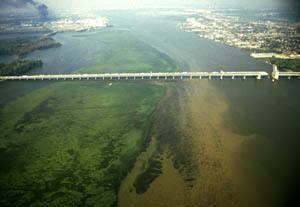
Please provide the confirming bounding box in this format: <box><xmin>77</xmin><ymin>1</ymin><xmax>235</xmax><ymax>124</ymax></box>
<box><xmin>39</xmin><ymin>0</ymin><xmax>299</xmax><ymax>9</ymax></box>
<box><xmin>1</xmin><ymin>0</ymin><xmax>300</xmax><ymax>12</ymax></box>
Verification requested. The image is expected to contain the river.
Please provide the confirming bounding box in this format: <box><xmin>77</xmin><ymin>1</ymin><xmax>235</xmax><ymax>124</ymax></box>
<box><xmin>106</xmin><ymin>11</ymin><xmax>300</xmax><ymax>207</ymax></box>
<box><xmin>1</xmin><ymin>10</ymin><xmax>300</xmax><ymax>207</ymax></box>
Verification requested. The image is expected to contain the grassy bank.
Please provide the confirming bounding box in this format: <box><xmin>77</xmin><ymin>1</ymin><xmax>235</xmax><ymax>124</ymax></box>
<box><xmin>0</xmin><ymin>30</ymin><xmax>180</xmax><ymax>207</ymax></box>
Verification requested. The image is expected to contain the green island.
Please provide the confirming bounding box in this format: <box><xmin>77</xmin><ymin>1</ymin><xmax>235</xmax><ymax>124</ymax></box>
<box><xmin>0</xmin><ymin>30</ymin><xmax>180</xmax><ymax>207</ymax></box>
<box><xmin>269</xmin><ymin>58</ymin><xmax>300</xmax><ymax>72</ymax></box>
<box><xmin>0</xmin><ymin>59</ymin><xmax>42</xmax><ymax>76</ymax></box>
<box><xmin>0</xmin><ymin>36</ymin><xmax>62</xmax><ymax>56</ymax></box>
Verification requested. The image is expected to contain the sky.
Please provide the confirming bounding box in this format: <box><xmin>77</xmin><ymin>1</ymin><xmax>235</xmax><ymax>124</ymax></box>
<box><xmin>38</xmin><ymin>0</ymin><xmax>297</xmax><ymax>10</ymax></box>
<box><xmin>0</xmin><ymin>0</ymin><xmax>299</xmax><ymax>15</ymax></box>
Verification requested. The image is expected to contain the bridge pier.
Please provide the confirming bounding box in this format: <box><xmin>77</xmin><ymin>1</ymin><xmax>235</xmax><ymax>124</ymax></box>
<box><xmin>243</xmin><ymin>76</ymin><xmax>246</xmax><ymax>80</ymax></box>
<box><xmin>118</xmin><ymin>76</ymin><xmax>120</xmax><ymax>80</ymax></box>
<box><xmin>165</xmin><ymin>76</ymin><xmax>167</xmax><ymax>80</ymax></box>
<box><xmin>87</xmin><ymin>77</ymin><xmax>89</xmax><ymax>80</ymax></box>
<box><xmin>110</xmin><ymin>76</ymin><xmax>113</xmax><ymax>80</ymax></box>
<box><xmin>288</xmin><ymin>76</ymin><xmax>291</xmax><ymax>80</ymax></box>
<box><xmin>157</xmin><ymin>76</ymin><xmax>159</xmax><ymax>80</ymax></box>
<box><xmin>220</xmin><ymin>76</ymin><xmax>223</xmax><ymax>80</ymax></box>
<box><xmin>150</xmin><ymin>76</ymin><xmax>152</xmax><ymax>80</ymax></box>
<box><xmin>181</xmin><ymin>76</ymin><xmax>183</xmax><ymax>80</ymax></box>
<box><xmin>134</xmin><ymin>76</ymin><xmax>136</xmax><ymax>80</ymax></box>
<box><xmin>256</xmin><ymin>74</ymin><xmax>261</xmax><ymax>80</ymax></box>
<box><xmin>272</xmin><ymin>64</ymin><xmax>279</xmax><ymax>82</ymax></box>
<box><xmin>126</xmin><ymin>76</ymin><xmax>128</xmax><ymax>80</ymax></box>
<box><xmin>95</xmin><ymin>77</ymin><xmax>97</xmax><ymax>80</ymax></box>
<box><xmin>103</xmin><ymin>76</ymin><xmax>105</xmax><ymax>80</ymax></box>
<box><xmin>209</xmin><ymin>75</ymin><xmax>211</xmax><ymax>80</ymax></box>
<box><xmin>190</xmin><ymin>75</ymin><xmax>192</xmax><ymax>80</ymax></box>
<box><xmin>142</xmin><ymin>76</ymin><xmax>144</xmax><ymax>80</ymax></box>
<box><xmin>232</xmin><ymin>75</ymin><xmax>234</xmax><ymax>80</ymax></box>
<box><xmin>199</xmin><ymin>75</ymin><xmax>202</xmax><ymax>79</ymax></box>
<box><xmin>72</xmin><ymin>77</ymin><xmax>74</xmax><ymax>80</ymax></box>
<box><xmin>173</xmin><ymin>76</ymin><xmax>175</xmax><ymax>80</ymax></box>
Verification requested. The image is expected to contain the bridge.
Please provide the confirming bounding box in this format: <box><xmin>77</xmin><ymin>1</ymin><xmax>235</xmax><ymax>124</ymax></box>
<box><xmin>0</xmin><ymin>71</ymin><xmax>270</xmax><ymax>81</ymax></box>
<box><xmin>0</xmin><ymin>67</ymin><xmax>299</xmax><ymax>82</ymax></box>
<box><xmin>271</xmin><ymin>65</ymin><xmax>300</xmax><ymax>81</ymax></box>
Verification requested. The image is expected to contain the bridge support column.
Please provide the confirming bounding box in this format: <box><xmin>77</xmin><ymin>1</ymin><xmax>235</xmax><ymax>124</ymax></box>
<box><xmin>243</xmin><ymin>76</ymin><xmax>246</xmax><ymax>80</ymax></box>
<box><xmin>157</xmin><ymin>76</ymin><xmax>159</xmax><ymax>80</ymax></box>
<box><xmin>118</xmin><ymin>76</ymin><xmax>120</xmax><ymax>80</ymax></box>
<box><xmin>190</xmin><ymin>75</ymin><xmax>192</xmax><ymax>80</ymax></box>
<box><xmin>220</xmin><ymin>76</ymin><xmax>223</xmax><ymax>80</ymax></box>
<box><xmin>126</xmin><ymin>76</ymin><xmax>128</xmax><ymax>80</ymax></box>
<box><xmin>87</xmin><ymin>77</ymin><xmax>89</xmax><ymax>80</ymax></box>
<box><xmin>56</xmin><ymin>77</ymin><xmax>59</xmax><ymax>80</ymax></box>
<box><xmin>256</xmin><ymin>74</ymin><xmax>261</xmax><ymax>80</ymax></box>
<box><xmin>180</xmin><ymin>76</ymin><xmax>183</xmax><ymax>80</ymax></box>
<box><xmin>95</xmin><ymin>77</ymin><xmax>97</xmax><ymax>80</ymax></box>
<box><xmin>134</xmin><ymin>76</ymin><xmax>136</xmax><ymax>80</ymax></box>
<box><xmin>165</xmin><ymin>76</ymin><xmax>167</xmax><ymax>80</ymax></box>
<box><xmin>150</xmin><ymin>76</ymin><xmax>152</xmax><ymax>80</ymax></box>
<box><xmin>41</xmin><ymin>78</ymin><xmax>43</xmax><ymax>80</ymax></box>
<box><xmin>72</xmin><ymin>77</ymin><xmax>74</xmax><ymax>80</ymax></box>
<box><xmin>199</xmin><ymin>75</ymin><xmax>202</xmax><ymax>80</ymax></box>
<box><xmin>232</xmin><ymin>75</ymin><xmax>234</xmax><ymax>80</ymax></box>
<box><xmin>80</xmin><ymin>77</ymin><xmax>82</xmax><ymax>80</ymax></box>
<box><xmin>102</xmin><ymin>76</ymin><xmax>105</xmax><ymax>80</ymax></box>
<box><xmin>142</xmin><ymin>76</ymin><xmax>144</xmax><ymax>80</ymax></box>
<box><xmin>173</xmin><ymin>76</ymin><xmax>175</xmax><ymax>80</ymax></box>
<box><xmin>272</xmin><ymin>64</ymin><xmax>279</xmax><ymax>82</ymax></box>
<box><xmin>209</xmin><ymin>75</ymin><xmax>211</xmax><ymax>80</ymax></box>
<box><xmin>288</xmin><ymin>76</ymin><xmax>291</xmax><ymax>80</ymax></box>
<box><xmin>110</xmin><ymin>76</ymin><xmax>113</xmax><ymax>80</ymax></box>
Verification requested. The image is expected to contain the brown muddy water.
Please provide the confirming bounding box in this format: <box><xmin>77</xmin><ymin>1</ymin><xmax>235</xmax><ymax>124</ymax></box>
<box><xmin>119</xmin><ymin>81</ymin><xmax>246</xmax><ymax>207</ymax></box>
<box><xmin>118</xmin><ymin>80</ymin><xmax>300</xmax><ymax>207</ymax></box>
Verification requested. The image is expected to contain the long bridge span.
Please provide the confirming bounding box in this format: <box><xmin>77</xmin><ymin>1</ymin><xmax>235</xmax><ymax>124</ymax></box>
<box><xmin>0</xmin><ymin>67</ymin><xmax>299</xmax><ymax>82</ymax></box>
<box><xmin>0</xmin><ymin>71</ymin><xmax>270</xmax><ymax>81</ymax></box>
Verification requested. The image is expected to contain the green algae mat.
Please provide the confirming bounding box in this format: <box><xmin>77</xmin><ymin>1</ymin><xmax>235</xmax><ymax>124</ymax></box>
<box><xmin>0</xmin><ymin>30</ymin><xmax>179</xmax><ymax>207</ymax></box>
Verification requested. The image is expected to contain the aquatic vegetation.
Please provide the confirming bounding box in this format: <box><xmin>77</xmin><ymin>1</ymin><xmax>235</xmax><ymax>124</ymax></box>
<box><xmin>133</xmin><ymin>153</ymin><xmax>163</xmax><ymax>194</ymax></box>
<box><xmin>0</xmin><ymin>30</ymin><xmax>180</xmax><ymax>206</ymax></box>
<box><xmin>76</xmin><ymin>30</ymin><xmax>180</xmax><ymax>74</ymax></box>
<box><xmin>0</xmin><ymin>81</ymin><xmax>164</xmax><ymax>207</ymax></box>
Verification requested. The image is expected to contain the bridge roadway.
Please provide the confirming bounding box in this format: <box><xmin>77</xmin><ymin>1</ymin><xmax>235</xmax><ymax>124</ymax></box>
<box><xmin>0</xmin><ymin>71</ymin><xmax>270</xmax><ymax>81</ymax></box>
<box><xmin>271</xmin><ymin>65</ymin><xmax>300</xmax><ymax>81</ymax></box>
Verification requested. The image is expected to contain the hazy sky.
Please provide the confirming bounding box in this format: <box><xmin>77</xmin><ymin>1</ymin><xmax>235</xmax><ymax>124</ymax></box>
<box><xmin>39</xmin><ymin>0</ymin><xmax>295</xmax><ymax>9</ymax></box>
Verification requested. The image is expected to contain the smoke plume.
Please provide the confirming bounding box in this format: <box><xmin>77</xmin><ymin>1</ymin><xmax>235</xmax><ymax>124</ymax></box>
<box><xmin>0</xmin><ymin>0</ymin><xmax>49</xmax><ymax>20</ymax></box>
